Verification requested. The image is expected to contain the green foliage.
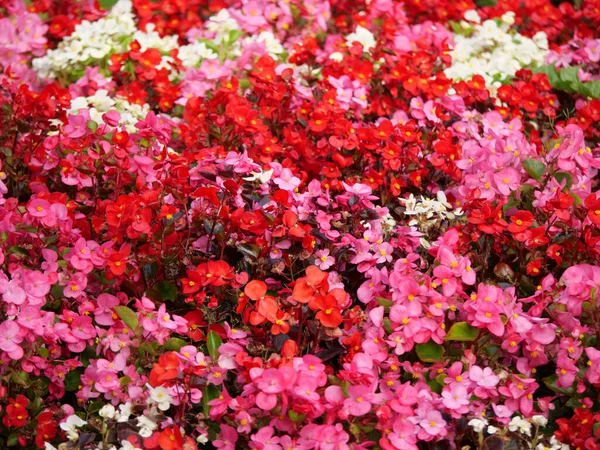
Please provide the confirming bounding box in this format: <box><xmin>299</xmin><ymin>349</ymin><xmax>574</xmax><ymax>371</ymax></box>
<box><xmin>534</xmin><ymin>64</ymin><xmax>600</xmax><ymax>98</ymax></box>
<box><xmin>98</xmin><ymin>0</ymin><xmax>119</xmax><ymax>9</ymax></box>
<box><xmin>416</xmin><ymin>341</ymin><xmax>445</xmax><ymax>363</ymax></box>
<box><xmin>445</xmin><ymin>322</ymin><xmax>479</xmax><ymax>341</ymax></box>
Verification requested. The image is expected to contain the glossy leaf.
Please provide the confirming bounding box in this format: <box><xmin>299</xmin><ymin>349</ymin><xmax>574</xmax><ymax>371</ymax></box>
<box><xmin>416</xmin><ymin>341</ymin><xmax>445</xmax><ymax>363</ymax></box>
<box><xmin>445</xmin><ymin>322</ymin><xmax>479</xmax><ymax>341</ymax></box>
<box><xmin>207</xmin><ymin>330</ymin><xmax>223</xmax><ymax>360</ymax></box>
<box><xmin>114</xmin><ymin>305</ymin><xmax>139</xmax><ymax>332</ymax></box>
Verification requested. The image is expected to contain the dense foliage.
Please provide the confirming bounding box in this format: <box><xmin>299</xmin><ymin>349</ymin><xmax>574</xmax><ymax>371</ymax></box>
<box><xmin>1</xmin><ymin>0</ymin><xmax>600</xmax><ymax>449</ymax></box>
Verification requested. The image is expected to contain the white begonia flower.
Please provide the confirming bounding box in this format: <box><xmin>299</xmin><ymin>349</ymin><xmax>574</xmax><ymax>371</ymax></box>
<box><xmin>501</xmin><ymin>11</ymin><xmax>516</xmax><ymax>25</ymax></box>
<box><xmin>329</xmin><ymin>52</ymin><xmax>344</xmax><ymax>62</ymax></box>
<box><xmin>400</xmin><ymin>190</ymin><xmax>462</xmax><ymax>230</ymax></box>
<box><xmin>120</xmin><ymin>440</ymin><xmax>143</xmax><ymax>450</ymax></box>
<box><xmin>137</xmin><ymin>415</ymin><xmax>158</xmax><ymax>438</ymax></box>
<box><xmin>149</xmin><ymin>385</ymin><xmax>173</xmax><ymax>411</ymax></box>
<box><xmin>60</xmin><ymin>414</ymin><xmax>87</xmax><ymax>441</ymax></box>
<box><xmin>99</xmin><ymin>404</ymin><xmax>116</xmax><ymax>419</ymax></box>
<box><xmin>464</xmin><ymin>10</ymin><xmax>481</xmax><ymax>23</ymax></box>
<box><xmin>117</xmin><ymin>402</ymin><xmax>133</xmax><ymax>422</ymax></box>
<box><xmin>531</xmin><ymin>415</ymin><xmax>548</xmax><ymax>427</ymax></box>
<box><xmin>468</xmin><ymin>418</ymin><xmax>488</xmax><ymax>433</ymax></box>
<box><xmin>508</xmin><ymin>416</ymin><xmax>532</xmax><ymax>436</ymax></box>
<box><xmin>67</xmin><ymin>90</ymin><xmax>150</xmax><ymax>134</ymax></box>
<box><xmin>256</xmin><ymin>31</ymin><xmax>285</xmax><ymax>57</ymax></box>
<box><xmin>549</xmin><ymin>436</ymin><xmax>571</xmax><ymax>450</ymax></box>
<box><xmin>178</xmin><ymin>42</ymin><xmax>218</xmax><ymax>68</ymax></box>
<box><xmin>132</xmin><ymin>24</ymin><xmax>178</xmax><ymax>53</ymax></box>
<box><xmin>444</xmin><ymin>12</ymin><xmax>548</xmax><ymax>95</ymax></box>
<box><xmin>205</xmin><ymin>9</ymin><xmax>240</xmax><ymax>43</ymax></box>
<box><xmin>44</xmin><ymin>444</ymin><xmax>58</xmax><ymax>450</ymax></box>
<box><xmin>346</xmin><ymin>26</ymin><xmax>377</xmax><ymax>53</ymax></box>
<box><xmin>487</xmin><ymin>425</ymin><xmax>498</xmax><ymax>434</ymax></box>
<box><xmin>32</xmin><ymin>0</ymin><xmax>136</xmax><ymax>78</ymax></box>
<box><xmin>243</xmin><ymin>169</ymin><xmax>274</xmax><ymax>184</ymax></box>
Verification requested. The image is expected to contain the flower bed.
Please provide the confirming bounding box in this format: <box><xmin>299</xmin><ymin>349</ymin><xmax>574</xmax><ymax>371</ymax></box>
<box><xmin>1</xmin><ymin>0</ymin><xmax>600</xmax><ymax>449</ymax></box>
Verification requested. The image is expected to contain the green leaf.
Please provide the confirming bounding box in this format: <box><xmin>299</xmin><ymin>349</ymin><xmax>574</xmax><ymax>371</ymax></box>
<box><xmin>87</xmin><ymin>120</ymin><xmax>98</xmax><ymax>133</ymax></box>
<box><xmin>341</xmin><ymin>381</ymin><xmax>350</xmax><ymax>398</ymax></box>
<box><xmin>7</xmin><ymin>433</ymin><xmax>18</xmax><ymax>447</ymax></box>
<box><xmin>327</xmin><ymin>375</ymin><xmax>342</xmax><ymax>385</ymax></box>
<box><xmin>584</xmin><ymin>81</ymin><xmax>600</xmax><ymax>99</ymax></box>
<box><xmin>543</xmin><ymin>375</ymin><xmax>575</xmax><ymax>395</ymax></box>
<box><xmin>207</xmin><ymin>331</ymin><xmax>222</xmax><ymax>360</ymax></box>
<box><xmin>64</xmin><ymin>370</ymin><xmax>81</xmax><ymax>391</ymax></box>
<box><xmin>376</xmin><ymin>297</ymin><xmax>394</xmax><ymax>309</ymax></box>
<box><xmin>436</xmin><ymin>374</ymin><xmax>447</xmax><ymax>386</ymax></box>
<box><xmin>38</xmin><ymin>347</ymin><xmax>49</xmax><ymax>358</ymax></box>
<box><xmin>445</xmin><ymin>322</ymin><xmax>479</xmax><ymax>341</ymax></box>
<box><xmin>98</xmin><ymin>0</ymin><xmax>119</xmax><ymax>9</ymax></box>
<box><xmin>382</xmin><ymin>318</ymin><xmax>394</xmax><ymax>334</ymax></box>
<box><xmin>288</xmin><ymin>410</ymin><xmax>306</xmax><ymax>422</ymax></box>
<box><xmin>427</xmin><ymin>378</ymin><xmax>443</xmax><ymax>394</ymax></box>
<box><xmin>164</xmin><ymin>337</ymin><xmax>187</xmax><ymax>351</ymax></box>
<box><xmin>416</xmin><ymin>341</ymin><xmax>445</xmax><ymax>363</ymax></box>
<box><xmin>114</xmin><ymin>305</ymin><xmax>139</xmax><ymax>332</ymax></box>
<box><xmin>558</xmin><ymin>65</ymin><xmax>580</xmax><ymax>87</ymax></box>
<box><xmin>88</xmin><ymin>400</ymin><xmax>105</xmax><ymax>413</ymax></box>
<box><xmin>155</xmin><ymin>281</ymin><xmax>177</xmax><ymax>301</ymax></box>
<box><xmin>8</xmin><ymin>246</ymin><xmax>29</xmax><ymax>257</ymax></box>
<box><xmin>553</xmin><ymin>172</ymin><xmax>573</xmax><ymax>191</ymax></box>
<box><xmin>570</xmin><ymin>193</ymin><xmax>582</xmax><ymax>206</ymax></box>
<box><xmin>202</xmin><ymin>385</ymin><xmax>220</xmax><ymax>417</ymax></box>
<box><xmin>522</xmin><ymin>159</ymin><xmax>546</xmax><ymax>181</ymax></box>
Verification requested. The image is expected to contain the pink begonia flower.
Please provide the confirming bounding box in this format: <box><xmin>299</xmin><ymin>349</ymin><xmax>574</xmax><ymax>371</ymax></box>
<box><xmin>94</xmin><ymin>294</ymin><xmax>120</xmax><ymax>326</ymax></box>
<box><xmin>27</xmin><ymin>198</ymin><xmax>51</xmax><ymax>218</ymax></box>
<box><xmin>249</xmin><ymin>426</ymin><xmax>281</xmax><ymax>450</ymax></box>
<box><xmin>473</xmin><ymin>302</ymin><xmax>505</xmax><ymax>337</ymax></box>
<box><xmin>16</xmin><ymin>306</ymin><xmax>44</xmax><ymax>331</ymax></box>
<box><xmin>208</xmin><ymin>367</ymin><xmax>228</xmax><ymax>385</ymax></box>
<box><xmin>41</xmin><ymin>248</ymin><xmax>59</xmax><ymax>273</ymax></box>
<box><xmin>344</xmin><ymin>385</ymin><xmax>374</xmax><ymax>416</ymax></box>
<box><xmin>294</xmin><ymin>377</ymin><xmax>320</xmax><ymax>402</ymax></box>
<box><xmin>469</xmin><ymin>366</ymin><xmax>499</xmax><ymax>388</ymax></box>
<box><xmin>94</xmin><ymin>369</ymin><xmax>121</xmax><ymax>393</ymax></box>
<box><xmin>389</xmin><ymin>418</ymin><xmax>418</xmax><ymax>449</ymax></box>
<box><xmin>585</xmin><ymin>347</ymin><xmax>600</xmax><ymax>384</ymax></box>
<box><xmin>71</xmin><ymin>316</ymin><xmax>96</xmax><ymax>340</ymax></box>
<box><xmin>97</xmin><ymin>352</ymin><xmax>127</xmax><ymax>372</ymax></box>
<box><xmin>493</xmin><ymin>167</ymin><xmax>520</xmax><ymax>196</ymax></box>
<box><xmin>0</xmin><ymin>320</ymin><xmax>24</xmax><ymax>359</ymax></box>
<box><xmin>432</xmin><ymin>265</ymin><xmax>458</xmax><ymax>297</ymax></box>
<box><xmin>22</xmin><ymin>270</ymin><xmax>51</xmax><ymax>298</ymax></box>
<box><xmin>63</xmin><ymin>272</ymin><xmax>87</xmax><ymax>299</ymax></box>
<box><xmin>214</xmin><ymin>424</ymin><xmax>238</xmax><ymax>450</ymax></box>
<box><xmin>0</xmin><ymin>278</ymin><xmax>26</xmax><ymax>306</ymax></box>
<box><xmin>156</xmin><ymin>303</ymin><xmax>178</xmax><ymax>330</ymax></box>
<box><xmin>441</xmin><ymin>383</ymin><xmax>470</xmax><ymax>409</ymax></box>
<box><xmin>373</xmin><ymin>242</ymin><xmax>394</xmax><ymax>264</ymax></box>
<box><xmin>418</xmin><ymin>409</ymin><xmax>447</xmax><ymax>438</ymax></box>
<box><xmin>64</xmin><ymin>114</ymin><xmax>89</xmax><ymax>139</ymax></box>
<box><xmin>252</xmin><ymin>368</ymin><xmax>285</xmax><ymax>410</ymax></box>
<box><xmin>584</xmin><ymin>39</ymin><xmax>600</xmax><ymax>62</ymax></box>
<box><xmin>273</xmin><ymin>168</ymin><xmax>301</xmax><ymax>191</ymax></box>
<box><xmin>342</xmin><ymin>181</ymin><xmax>372</xmax><ymax>197</ymax></box>
<box><xmin>314</xmin><ymin>249</ymin><xmax>335</xmax><ymax>270</ymax></box>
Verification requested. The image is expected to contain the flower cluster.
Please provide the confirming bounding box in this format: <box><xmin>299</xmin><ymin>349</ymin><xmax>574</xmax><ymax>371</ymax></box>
<box><xmin>445</xmin><ymin>10</ymin><xmax>549</xmax><ymax>93</ymax></box>
<box><xmin>1</xmin><ymin>0</ymin><xmax>600</xmax><ymax>449</ymax></box>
